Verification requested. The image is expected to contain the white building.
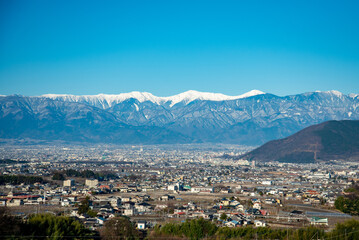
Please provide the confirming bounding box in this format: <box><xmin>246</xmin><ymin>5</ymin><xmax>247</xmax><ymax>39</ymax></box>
<box><xmin>63</xmin><ymin>179</ymin><xmax>75</xmax><ymax>187</ymax></box>
<box><xmin>124</xmin><ymin>208</ymin><xmax>138</xmax><ymax>216</ymax></box>
<box><xmin>237</xmin><ymin>159</ymin><xmax>250</xmax><ymax>165</ymax></box>
<box><xmin>253</xmin><ymin>202</ymin><xmax>262</xmax><ymax>210</ymax></box>
<box><xmin>7</xmin><ymin>199</ymin><xmax>24</xmax><ymax>207</ymax></box>
<box><xmin>109</xmin><ymin>197</ymin><xmax>121</xmax><ymax>208</ymax></box>
<box><xmin>85</xmin><ymin>179</ymin><xmax>99</xmax><ymax>188</ymax></box>
<box><xmin>191</xmin><ymin>186</ymin><xmax>213</xmax><ymax>193</ymax></box>
<box><xmin>168</xmin><ymin>183</ymin><xmax>183</xmax><ymax>191</ymax></box>
<box><xmin>137</xmin><ymin>221</ymin><xmax>147</xmax><ymax>229</ymax></box>
<box><xmin>261</xmin><ymin>180</ymin><xmax>272</xmax><ymax>185</ymax></box>
<box><xmin>254</xmin><ymin>220</ymin><xmax>266</xmax><ymax>227</ymax></box>
<box><xmin>0</xmin><ymin>199</ymin><xmax>6</xmax><ymax>207</ymax></box>
<box><xmin>310</xmin><ymin>217</ymin><xmax>328</xmax><ymax>226</ymax></box>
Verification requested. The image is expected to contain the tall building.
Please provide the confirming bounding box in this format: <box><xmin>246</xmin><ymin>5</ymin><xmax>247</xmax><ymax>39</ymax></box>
<box><xmin>63</xmin><ymin>179</ymin><xmax>75</xmax><ymax>187</ymax></box>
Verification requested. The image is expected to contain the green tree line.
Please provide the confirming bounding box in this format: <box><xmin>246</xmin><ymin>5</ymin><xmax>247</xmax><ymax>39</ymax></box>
<box><xmin>3</xmin><ymin>209</ymin><xmax>359</xmax><ymax>240</ymax></box>
<box><xmin>150</xmin><ymin>218</ymin><xmax>359</xmax><ymax>240</ymax></box>
<box><xmin>0</xmin><ymin>209</ymin><xmax>141</xmax><ymax>240</ymax></box>
<box><xmin>0</xmin><ymin>175</ymin><xmax>44</xmax><ymax>185</ymax></box>
<box><xmin>0</xmin><ymin>209</ymin><xmax>98</xmax><ymax>239</ymax></box>
<box><xmin>0</xmin><ymin>159</ymin><xmax>27</xmax><ymax>164</ymax></box>
<box><xmin>52</xmin><ymin>169</ymin><xmax>117</xmax><ymax>181</ymax></box>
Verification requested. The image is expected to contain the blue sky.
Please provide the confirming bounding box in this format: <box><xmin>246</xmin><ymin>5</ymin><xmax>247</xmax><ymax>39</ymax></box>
<box><xmin>0</xmin><ymin>0</ymin><xmax>358</xmax><ymax>96</ymax></box>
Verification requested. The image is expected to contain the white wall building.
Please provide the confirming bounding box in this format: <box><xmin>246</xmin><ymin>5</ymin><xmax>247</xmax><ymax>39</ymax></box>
<box><xmin>63</xmin><ymin>179</ymin><xmax>75</xmax><ymax>187</ymax></box>
<box><xmin>191</xmin><ymin>186</ymin><xmax>213</xmax><ymax>193</ymax></box>
<box><xmin>85</xmin><ymin>179</ymin><xmax>99</xmax><ymax>188</ymax></box>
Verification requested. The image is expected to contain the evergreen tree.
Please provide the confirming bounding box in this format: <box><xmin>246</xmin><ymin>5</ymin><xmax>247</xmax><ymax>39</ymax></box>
<box><xmin>26</xmin><ymin>214</ymin><xmax>96</xmax><ymax>239</ymax></box>
<box><xmin>78</xmin><ymin>196</ymin><xmax>91</xmax><ymax>215</ymax></box>
<box><xmin>220</xmin><ymin>213</ymin><xmax>228</xmax><ymax>221</ymax></box>
<box><xmin>100</xmin><ymin>217</ymin><xmax>140</xmax><ymax>240</ymax></box>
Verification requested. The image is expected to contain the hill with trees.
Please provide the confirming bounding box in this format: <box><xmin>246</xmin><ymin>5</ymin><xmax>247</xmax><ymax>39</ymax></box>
<box><xmin>241</xmin><ymin>120</ymin><xmax>359</xmax><ymax>163</ymax></box>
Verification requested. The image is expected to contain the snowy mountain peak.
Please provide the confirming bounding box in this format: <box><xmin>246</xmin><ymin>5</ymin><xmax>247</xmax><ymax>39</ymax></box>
<box><xmin>163</xmin><ymin>90</ymin><xmax>265</xmax><ymax>106</ymax></box>
<box><xmin>4</xmin><ymin>90</ymin><xmax>359</xmax><ymax>146</ymax></box>
<box><xmin>109</xmin><ymin>91</ymin><xmax>159</xmax><ymax>104</ymax></box>
<box><xmin>327</xmin><ymin>90</ymin><xmax>343</xmax><ymax>97</ymax></box>
<box><xmin>164</xmin><ymin>90</ymin><xmax>234</xmax><ymax>106</ymax></box>
<box><xmin>349</xmin><ymin>93</ymin><xmax>359</xmax><ymax>99</ymax></box>
<box><xmin>42</xmin><ymin>92</ymin><xmax>161</xmax><ymax>107</ymax></box>
<box><xmin>238</xmin><ymin>90</ymin><xmax>265</xmax><ymax>98</ymax></box>
<box><xmin>41</xmin><ymin>90</ymin><xmax>266</xmax><ymax>108</ymax></box>
<box><xmin>314</xmin><ymin>90</ymin><xmax>343</xmax><ymax>97</ymax></box>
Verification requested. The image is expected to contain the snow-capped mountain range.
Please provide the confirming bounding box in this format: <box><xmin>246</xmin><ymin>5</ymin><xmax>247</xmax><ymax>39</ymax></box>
<box><xmin>41</xmin><ymin>90</ymin><xmax>265</xmax><ymax>108</ymax></box>
<box><xmin>1</xmin><ymin>90</ymin><xmax>358</xmax><ymax>145</ymax></box>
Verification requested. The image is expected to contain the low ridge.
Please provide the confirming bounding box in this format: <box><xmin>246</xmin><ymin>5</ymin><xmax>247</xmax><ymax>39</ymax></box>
<box><xmin>241</xmin><ymin>120</ymin><xmax>359</xmax><ymax>163</ymax></box>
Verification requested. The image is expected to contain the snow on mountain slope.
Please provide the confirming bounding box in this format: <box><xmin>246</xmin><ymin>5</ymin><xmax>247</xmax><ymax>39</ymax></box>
<box><xmin>41</xmin><ymin>90</ymin><xmax>266</xmax><ymax>108</ymax></box>
<box><xmin>237</xmin><ymin>89</ymin><xmax>266</xmax><ymax>98</ymax></box>
<box><xmin>349</xmin><ymin>93</ymin><xmax>359</xmax><ymax>99</ymax></box>
<box><xmin>163</xmin><ymin>90</ymin><xmax>234</xmax><ymax>106</ymax></box>
<box><xmin>2</xmin><ymin>90</ymin><xmax>359</xmax><ymax>145</ymax></box>
<box><xmin>42</xmin><ymin>92</ymin><xmax>160</xmax><ymax>108</ymax></box>
<box><xmin>314</xmin><ymin>90</ymin><xmax>344</xmax><ymax>97</ymax></box>
<box><xmin>163</xmin><ymin>90</ymin><xmax>265</xmax><ymax>106</ymax></box>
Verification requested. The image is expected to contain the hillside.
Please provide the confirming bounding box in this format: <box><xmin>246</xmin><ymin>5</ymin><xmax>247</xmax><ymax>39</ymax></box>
<box><xmin>241</xmin><ymin>120</ymin><xmax>359</xmax><ymax>163</ymax></box>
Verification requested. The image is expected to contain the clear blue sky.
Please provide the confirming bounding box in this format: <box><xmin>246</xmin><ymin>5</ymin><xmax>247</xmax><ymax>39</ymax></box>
<box><xmin>0</xmin><ymin>0</ymin><xmax>358</xmax><ymax>96</ymax></box>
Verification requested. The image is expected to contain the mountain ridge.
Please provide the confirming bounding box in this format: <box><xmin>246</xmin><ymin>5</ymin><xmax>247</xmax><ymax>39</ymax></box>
<box><xmin>39</xmin><ymin>90</ymin><xmax>266</xmax><ymax>109</ymax></box>
<box><xmin>0</xmin><ymin>90</ymin><xmax>358</xmax><ymax>145</ymax></box>
<box><xmin>241</xmin><ymin>120</ymin><xmax>359</xmax><ymax>163</ymax></box>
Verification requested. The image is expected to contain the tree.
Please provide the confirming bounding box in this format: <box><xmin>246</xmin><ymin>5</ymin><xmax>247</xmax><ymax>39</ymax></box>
<box><xmin>0</xmin><ymin>175</ymin><xmax>44</xmax><ymax>185</ymax></box>
<box><xmin>330</xmin><ymin>219</ymin><xmax>359</xmax><ymax>239</ymax></box>
<box><xmin>181</xmin><ymin>218</ymin><xmax>217</xmax><ymax>239</ymax></box>
<box><xmin>1</xmin><ymin>210</ymin><xmax>98</xmax><ymax>239</ymax></box>
<box><xmin>52</xmin><ymin>172</ymin><xmax>65</xmax><ymax>181</ymax></box>
<box><xmin>220</xmin><ymin>213</ymin><xmax>228</xmax><ymax>221</ymax></box>
<box><xmin>335</xmin><ymin>195</ymin><xmax>359</xmax><ymax>215</ymax></box>
<box><xmin>0</xmin><ymin>207</ymin><xmax>24</xmax><ymax>237</ymax></box>
<box><xmin>100</xmin><ymin>217</ymin><xmax>140</xmax><ymax>240</ymax></box>
<box><xmin>77</xmin><ymin>196</ymin><xmax>98</xmax><ymax>217</ymax></box>
<box><xmin>150</xmin><ymin>218</ymin><xmax>359</xmax><ymax>240</ymax></box>
<box><xmin>26</xmin><ymin>214</ymin><xmax>96</xmax><ymax>239</ymax></box>
<box><xmin>154</xmin><ymin>218</ymin><xmax>217</xmax><ymax>240</ymax></box>
<box><xmin>78</xmin><ymin>196</ymin><xmax>91</xmax><ymax>215</ymax></box>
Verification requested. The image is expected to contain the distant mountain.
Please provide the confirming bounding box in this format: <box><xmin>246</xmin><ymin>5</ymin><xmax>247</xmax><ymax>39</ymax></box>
<box><xmin>0</xmin><ymin>90</ymin><xmax>359</xmax><ymax>145</ymax></box>
<box><xmin>241</xmin><ymin>120</ymin><xmax>359</xmax><ymax>163</ymax></box>
<box><xmin>0</xmin><ymin>95</ymin><xmax>191</xmax><ymax>144</ymax></box>
<box><xmin>42</xmin><ymin>90</ymin><xmax>265</xmax><ymax>109</ymax></box>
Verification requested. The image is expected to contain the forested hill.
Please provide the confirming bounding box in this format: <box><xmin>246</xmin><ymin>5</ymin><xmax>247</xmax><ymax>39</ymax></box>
<box><xmin>241</xmin><ymin>120</ymin><xmax>359</xmax><ymax>163</ymax></box>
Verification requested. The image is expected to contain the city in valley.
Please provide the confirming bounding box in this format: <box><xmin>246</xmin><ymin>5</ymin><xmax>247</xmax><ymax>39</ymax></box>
<box><xmin>0</xmin><ymin>144</ymin><xmax>355</xmax><ymax>233</ymax></box>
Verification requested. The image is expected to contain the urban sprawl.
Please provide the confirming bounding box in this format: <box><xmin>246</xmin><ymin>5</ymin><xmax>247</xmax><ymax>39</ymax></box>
<box><xmin>0</xmin><ymin>144</ymin><xmax>355</xmax><ymax>232</ymax></box>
